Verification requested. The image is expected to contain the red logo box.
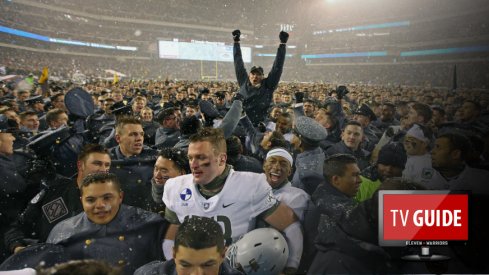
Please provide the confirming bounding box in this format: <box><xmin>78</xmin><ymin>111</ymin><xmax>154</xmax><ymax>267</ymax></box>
<box><xmin>381</xmin><ymin>192</ymin><xmax>468</xmax><ymax>242</ymax></box>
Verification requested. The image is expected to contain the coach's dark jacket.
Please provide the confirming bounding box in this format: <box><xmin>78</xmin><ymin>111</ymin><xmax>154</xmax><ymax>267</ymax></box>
<box><xmin>109</xmin><ymin>146</ymin><xmax>160</xmax><ymax>212</ymax></box>
<box><xmin>234</xmin><ymin>43</ymin><xmax>286</xmax><ymax>126</ymax></box>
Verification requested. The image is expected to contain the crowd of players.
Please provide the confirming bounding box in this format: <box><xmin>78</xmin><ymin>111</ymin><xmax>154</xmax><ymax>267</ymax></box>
<box><xmin>0</xmin><ymin>30</ymin><xmax>489</xmax><ymax>274</ymax></box>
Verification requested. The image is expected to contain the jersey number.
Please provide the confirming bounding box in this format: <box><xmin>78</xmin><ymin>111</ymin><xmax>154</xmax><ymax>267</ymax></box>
<box><xmin>215</xmin><ymin>215</ymin><xmax>232</xmax><ymax>245</ymax></box>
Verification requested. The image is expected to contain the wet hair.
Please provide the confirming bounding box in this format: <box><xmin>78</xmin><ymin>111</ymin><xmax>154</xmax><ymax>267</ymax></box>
<box><xmin>323</xmin><ymin>154</ymin><xmax>357</xmax><ymax>182</ymax></box>
<box><xmin>77</xmin><ymin>144</ymin><xmax>109</xmax><ymax>163</ymax></box>
<box><xmin>158</xmin><ymin>148</ymin><xmax>190</xmax><ymax>174</ymax></box>
<box><xmin>115</xmin><ymin>115</ymin><xmax>142</xmax><ymax>135</ymax></box>
<box><xmin>189</xmin><ymin>127</ymin><xmax>226</xmax><ymax>154</ymax></box>
<box><xmin>411</xmin><ymin>103</ymin><xmax>432</xmax><ymax>123</ymax></box>
<box><xmin>46</xmin><ymin>108</ymin><xmax>66</xmax><ymax>126</ymax></box>
<box><xmin>175</xmin><ymin>216</ymin><xmax>225</xmax><ymax>253</ymax></box>
<box><xmin>80</xmin><ymin>173</ymin><xmax>121</xmax><ymax>195</ymax></box>
<box><xmin>37</xmin><ymin>259</ymin><xmax>121</xmax><ymax>275</ymax></box>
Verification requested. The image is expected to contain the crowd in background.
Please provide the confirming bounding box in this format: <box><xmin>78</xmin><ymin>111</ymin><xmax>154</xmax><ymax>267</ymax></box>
<box><xmin>1</xmin><ymin>62</ymin><xmax>489</xmax><ymax>274</ymax></box>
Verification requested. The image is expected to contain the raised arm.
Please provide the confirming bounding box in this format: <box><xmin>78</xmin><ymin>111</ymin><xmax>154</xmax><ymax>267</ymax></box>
<box><xmin>263</xmin><ymin>31</ymin><xmax>288</xmax><ymax>90</ymax></box>
<box><xmin>232</xmin><ymin>30</ymin><xmax>248</xmax><ymax>87</ymax></box>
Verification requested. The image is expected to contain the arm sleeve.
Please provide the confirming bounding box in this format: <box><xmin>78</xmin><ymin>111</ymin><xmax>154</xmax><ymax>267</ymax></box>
<box><xmin>4</xmin><ymin>224</ymin><xmax>27</xmax><ymax>253</ymax></box>
<box><xmin>263</xmin><ymin>44</ymin><xmax>286</xmax><ymax>90</ymax></box>
<box><xmin>250</xmin><ymin>175</ymin><xmax>280</xmax><ymax>218</ymax></box>
<box><xmin>162</xmin><ymin>181</ymin><xmax>181</xmax><ymax>224</ymax></box>
<box><xmin>285</xmin><ymin>192</ymin><xmax>311</xmax><ymax>222</ymax></box>
<box><xmin>239</xmin><ymin>115</ymin><xmax>263</xmax><ymax>155</ymax></box>
<box><xmin>164</xmin><ymin>208</ymin><xmax>181</xmax><ymax>225</ymax></box>
<box><xmin>283</xmin><ymin>221</ymin><xmax>303</xmax><ymax>269</ymax></box>
<box><xmin>233</xmin><ymin>43</ymin><xmax>248</xmax><ymax>87</ymax></box>
<box><xmin>218</xmin><ymin>100</ymin><xmax>243</xmax><ymax>139</ymax></box>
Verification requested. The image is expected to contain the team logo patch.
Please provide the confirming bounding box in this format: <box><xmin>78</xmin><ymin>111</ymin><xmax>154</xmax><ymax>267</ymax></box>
<box><xmin>180</xmin><ymin>188</ymin><xmax>192</xmax><ymax>201</ymax></box>
<box><xmin>203</xmin><ymin>202</ymin><xmax>210</xmax><ymax>210</ymax></box>
<box><xmin>42</xmin><ymin>197</ymin><xmax>69</xmax><ymax>223</ymax></box>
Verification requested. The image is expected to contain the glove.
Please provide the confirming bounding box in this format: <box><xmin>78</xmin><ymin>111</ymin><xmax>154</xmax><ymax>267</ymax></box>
<box><xmin>279</xmin><ymin>31</ymin><xmax>289</xmax><ymax>43</ymax></box>
<box><xmin>232</xmin><ymin>29</ymin><xmax>241</xmax><ymax>42</ymax></box>
<box><xmin>232</xmin><ymin>92</ymin><xmax>244</xmax><ymax>103</ymax></box>
<box><xmin>294</xmin><ymin>91</ymin><xmax>304</xmax><ymax>103</ymax></box>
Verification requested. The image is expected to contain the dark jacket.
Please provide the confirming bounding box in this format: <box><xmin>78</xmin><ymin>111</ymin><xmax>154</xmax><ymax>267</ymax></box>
<box><xmin>234</xmin><ymin>43</ymin><xmax>286</xmax><ymax>126</ymax></box>
<box><xmin>47</xmin><ymin>204</ymin><xmax>168</xmax><ymax>275</ymax></box>
<box><xmin>108</xmin><ymin>146</ymin><xmax>160</xmax><ymax>212</ymax></box>
<box><xmin>372</xmin><ymin>117</ymin><xmax>400</xmax><ymax>133</ymax></box>
<box><xmin>325</xmin><ymin>141</ymin><xmax>371</xmax><ymax>170</ymax></box>
<box><xmin>155</xmin><ymin>127</ymin><xmax>180</xmax><ymax>148</ymax></box>
<box><xmin>292</xmin><ymin>147</ymin><xmax>325</xmax><ymax>195</ymax></box>
<box><xmin>228</xmin><ymin>154</ymin><xmax>263</xmax><ymax>173</ymax></box>
<box><xmin>308</xmin><ymin>195</ymin><xmax>400</xmax><ymax>274</ymax></box>
<box><xmin>298</xmin><ymin>179</ymin><xmax>357</xmax><ymax>273</ymax></box>
<box><xmin>312</xmin><ymin>181</ymin><xmax>358</xmax><ymax>245</ymax></box>
<box><xmin>134</xmin><ymin>259</ymin><xmax>243</xmax><ymax>275</ymax></box>
<box><xmin>362</xmin><ymin>124</ymin><xmax>381</xmax><ymax>152</ymax></box>
<box><xmin>239</xmin><ymin>114</ymin><xmax>269</xmax><ymax>162</ymax></box>
<box><xmin>4</xmin><ymin>176</ymin><xmax>82</xmax><ymax>253</ymax></box>
<box><xmin>0</xmin><ymin>154</ymin><xmax>30</xmax><ymax>262</ymax></box>
<box><xmin>142</xmin><ymin>120</ymin><xmax>160</xmax><ymax>146</ymax></box>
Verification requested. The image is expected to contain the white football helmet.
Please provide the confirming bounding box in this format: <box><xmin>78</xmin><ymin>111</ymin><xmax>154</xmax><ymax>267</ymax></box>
<box><xmin>226</xmin><ymin>228</ymin><xmax>289</xmax><ymax>275</ymax></box>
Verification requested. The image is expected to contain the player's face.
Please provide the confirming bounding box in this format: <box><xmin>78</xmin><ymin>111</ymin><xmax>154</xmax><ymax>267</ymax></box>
<box><xmin>21</xmin><ymin>115</ymin><xmax>40</xmax><ymax>131</ymax></box>
<box><xmin>303</xmin><ymin>102</ymin><xmax>315</xmax><ymax>117</ymax></box>
<box><xmin>188</xmin><ymin>141</ymin><xmax>226</xmax><ymax>186</ymax></box>
<box><xmin>186</xmin><ymin>107</ymin><xmax>197</xmax><ymax>117</ymax></box>
<box><xmin>341</xmin><ymin>125</ymin><xmax>363</xmax><ymax>150</ymax></box>
<box><xmin>263</xmin><ymin>156</ymin><xmax>291</xmax><ymax>188</ymax></box>
<box><xmin>333</xmin><ymin>163</ymin><xmax>362</xmax><ymax>197</ymax></box>
<box><xmin>431</xmin><ymin>137</ymin><xmax>455</xmax><ymax>169</ymax></box>
<box><xmin>381</xmin><ymin>105</ymin><xmax>395</xmax><ymax>121</ymax></box>
<box><xmin>116</xmin><ymin>123</ymin><xmax>144</xmax><ymax>156</ymax></box>
<box><xmin>174</xmin><ymin>246</ymin><xmax>224</xmax><ymax>275</ymax></box>
<box><xmin>81</xmin><ymin>181</ymin><xmax>123</xmax><ymax>225</ymax></box>
<box><xmin>353</xmin><ymin>114</ymin><xmax>369</xmax><ymax>128</ymax></box>
<box><xmin>315</xmin><ymin>110</ymin><xmax>333</xmax><ymax>129</ymax></box>
<box><xmin>50</xmin><ymin>113</ymin><xmax>68</xmax><ymax>129</ymax></box>
<box><xmin>133</xmin><ymin>100</ymin><xmax>146</xmax><ymax>113</ymax></box>
<box><xmin>112</xmin><ymin>92</ymin><xmax>123</xmax><ymax>102</ymax></box>
<box><xmin>140</xmin><ymin>110</ymin><xmax>153</xmax><ymax>122</ymax></box>
<box><xmin>78</xmin><ymin>152</ymin><xmax>111</xmax><ymax>181</ymax></box>
<box><xmin>153</xmin><ymin>156</ymin><xmax>185</xmax><ymax>185</ymax></box>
